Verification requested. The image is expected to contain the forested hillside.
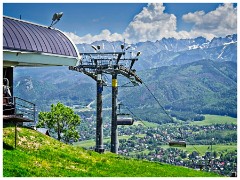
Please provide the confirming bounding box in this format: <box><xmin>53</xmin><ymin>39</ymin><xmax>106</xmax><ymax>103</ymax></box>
<box><xmin>14</xmin><ymin>59</ymin><xmax>237</xmax><ymax>123</ymax></box>
<box><xmin>117</xmin><ymin>60</ymin><xmax>237</xmax><ymax>123</ymax></box>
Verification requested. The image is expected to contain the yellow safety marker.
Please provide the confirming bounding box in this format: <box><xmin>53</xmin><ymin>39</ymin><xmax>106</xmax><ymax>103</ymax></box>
<box><xmin>112</xmin><ymin>79</ymin><xmax>118</xmax><ymax>87</ymax></box>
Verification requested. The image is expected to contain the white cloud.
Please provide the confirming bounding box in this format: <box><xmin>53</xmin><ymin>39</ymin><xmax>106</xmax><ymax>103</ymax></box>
<box><xmin>182</xmin><ymin>3</ymin><xmax>237</xmax><ymax>38</ymax></box>
<box><xmin>123</xmin><ymin>3</ymin><xmax>177</xmax><ymax>43</ymax></box>
<box><xmin>64</xmin><ymin>29</ymin><xmax>123</xmax><ymax>44</ymax></box>
<box><xmin>66</xmin><ymin>3</ymin><xmax>237</xmax><ymax>44</ymax></box>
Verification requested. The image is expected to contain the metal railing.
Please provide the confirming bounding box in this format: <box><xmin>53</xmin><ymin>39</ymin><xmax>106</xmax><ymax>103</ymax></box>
<box><xmin>3</xmin><ymin>96</ymin><xmax>36</xmax><ymax>122</ymax></box>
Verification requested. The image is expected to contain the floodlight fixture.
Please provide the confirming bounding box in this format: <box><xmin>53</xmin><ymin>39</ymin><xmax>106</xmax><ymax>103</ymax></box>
<box><xmin>97</xmin><ymin>45</ymin><xmax>101</xmax><ymax>50</ymax></box>
<box><xmin>52</xmin><ymin>12</ymin><xmax>63</xmax><ymax>21</ymax></box>
<box><xmin>121</xmin><ymin>44</ymin><xmax>124</xmax><ymax>50</ymax></box>
<box><xmin>49</xmin><ymin>12</ymin><xmax>63</xmax><ymax>28</ymax></box>
<box><xmin>129</xmin><ymin>51</ymin><xmax>141</xmax><ymax>70</ymax></box>
<box><xmin>52</xmin><ymin>13</ymin><xmax>58</xmax><ymax>21</ymax></box>
<box><xmin>125</xmin><ymin>46</ymin><xmax>131</xmax><ymax>50</ymax></box>
<box><xmin>136</xmin><ymin>51</ymin><xmax>141</xmax><ymax>57</ymax></box>
<box><xmin>91</xmin><ymin>45</ymin><xmax>98</xmax><ymax>51</ymax></box>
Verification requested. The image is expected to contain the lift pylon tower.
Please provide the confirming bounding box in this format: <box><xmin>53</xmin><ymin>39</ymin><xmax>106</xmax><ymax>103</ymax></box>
<box><xmin>96</xmin><ymin>71</ymin><xmax>104</xmax><ymax>153</ymax></box>
<box><xmin>69</xmin><ymin>45</ymin><xmax>142</xmax><ymax>154</ymax></box>
<box><xmin>111</xmin><ymin>73</ymin><xmax>118</xmax><ymax>153</ymax></box>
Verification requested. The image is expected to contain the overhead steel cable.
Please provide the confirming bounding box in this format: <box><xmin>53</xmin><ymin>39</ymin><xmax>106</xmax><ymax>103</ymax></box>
<box><xmin>191</xmin><ymin>144</ymin><xmax>201</xmax><ymax>154</ymax></box>
<box><xmin>142</xmin><ymin>81</ymin><xmax>176</xmax><ymax>123</ymax></box>
<box><xmin>141</xmin><ymin>81</ymin><xmax>204</xmax><ymax>152</ymax></box>
<box><xmin>141</xmin><ymin>81</ymin><xmax>188</xmax><ymax>144</ymax></box>
<box><xmin>122</xmin><ymin>104</ymin><xmax>148</xmax><ymax>127</ymax></box>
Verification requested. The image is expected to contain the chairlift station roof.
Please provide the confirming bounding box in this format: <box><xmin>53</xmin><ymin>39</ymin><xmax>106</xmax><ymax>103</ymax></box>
<box><xmin>3</xmin><ymin>16</ymin><xmax>80</xmax><ymax>67</ymax></box>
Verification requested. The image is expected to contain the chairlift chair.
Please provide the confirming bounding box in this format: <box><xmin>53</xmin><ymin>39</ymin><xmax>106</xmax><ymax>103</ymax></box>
<box><xmin>117</xmin><ymin>113</ymin><xmax>134</xmax><ymax>125</ymax></box>
<box><xmin>116</xmin><ymin>103</ymin><xmax>134</xmax><ymax>125</ymax></box>
<box><xmin>169</xmin><ymin>140</ymin><xmax>186</xmax><ymax>147</ymax></box>
<box><xmin>168</xmin><ymin>128</ymin><xmax>187</xmax><ymax>147</ymax></box>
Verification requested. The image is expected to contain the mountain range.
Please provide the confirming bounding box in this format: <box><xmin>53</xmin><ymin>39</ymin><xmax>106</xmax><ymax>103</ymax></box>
<box><xmin>76</xmin><ymin>34</ymin><xmax>237</xmax><ymax>70</ymax></box>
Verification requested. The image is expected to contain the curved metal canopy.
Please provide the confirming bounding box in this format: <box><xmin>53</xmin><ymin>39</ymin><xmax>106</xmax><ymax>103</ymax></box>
<box><xmin>3</xmin><ymin>16</ymin><xmax>80</xmax><ymax>67</ymax></box>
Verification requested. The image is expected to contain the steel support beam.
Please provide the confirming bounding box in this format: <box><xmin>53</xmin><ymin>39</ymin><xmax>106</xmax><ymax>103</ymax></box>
<box><xmin>111</xmin><ymin>73</ymin><xmax>118</xmax><ymax>154</ymax></box>
<box><xmin>80</xmin><ymin>52</ymin><xmax>125</xmax><ymax>55</ymax></box>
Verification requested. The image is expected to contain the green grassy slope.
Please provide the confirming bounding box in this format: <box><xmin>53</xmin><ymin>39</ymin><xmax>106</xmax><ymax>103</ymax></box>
<box><xmin>74</xmin><ymin>134</ymin><xmax>146</xmax><ymax>148</ymax></box>
<box><xmin>190</xmin><ymin>115</ymin><xmax>237</xmax><ymax>126</ymax></box>
<box><xmin>3</xmin><ymin>126</ymin><xmax>220</xmax><ymax>177</ymax></box>
<box><xmin>159</xmin><ymin>144</ymin><xmax>237</xmax><ymax>156</ymax></box>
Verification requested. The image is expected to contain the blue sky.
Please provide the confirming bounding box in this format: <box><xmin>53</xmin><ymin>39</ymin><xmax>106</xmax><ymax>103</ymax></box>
<box><xmin>3</xmin><ymin>3</ymin><xmax>146</xmax><ymax>35</ymax></box>
<box><xmin>3</xmin><ymin>2</ymin><xmax>237</xmax><ymax>43</ymax></box>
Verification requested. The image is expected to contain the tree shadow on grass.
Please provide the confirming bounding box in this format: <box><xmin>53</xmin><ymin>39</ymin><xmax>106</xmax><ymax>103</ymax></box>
<box><xmin>3</xmin><ymin>142</ymin><xmax>14</xmax><ymax>150</ymax></box>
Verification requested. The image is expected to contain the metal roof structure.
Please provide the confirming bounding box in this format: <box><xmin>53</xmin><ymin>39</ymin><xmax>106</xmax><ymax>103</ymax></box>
<box><xmin>3</xmin><ymin>16</ymin><xmax>80</xmax><ymax>67</ymax></box>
